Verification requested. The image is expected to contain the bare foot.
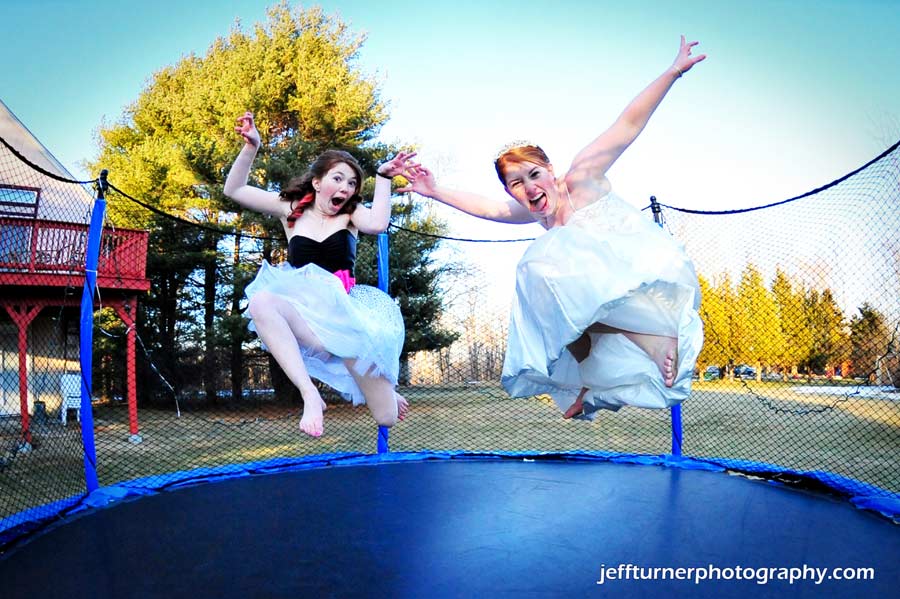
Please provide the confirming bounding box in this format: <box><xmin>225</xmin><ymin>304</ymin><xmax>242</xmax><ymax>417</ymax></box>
<box><xmin>584</xmin><ymin>325</ymin><xmax>680</xmax><ymax>387</ymax></box>
<box><xmin>649</xmin><ymin>337</ymin><xmax>678</xmax><ymax>387</ymax></box>
<box><xmin>299</xmin><ymin>386</ymin><xmax>327</xmax><ymax>437</ymax></box>
<box><xmin>395</xmin><ymin>392</ymin><xmax>410</xmax><ymax>421</ymax></box>
<box><xmin>563</xmin><ymin>387</ymin><xmax>590</xmax><ymax>419</ymax></box>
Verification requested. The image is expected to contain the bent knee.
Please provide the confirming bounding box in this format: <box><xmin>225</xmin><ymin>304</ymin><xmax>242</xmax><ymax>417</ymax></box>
<box><xmin>370</xmin><ymin>401</ymin><xmax>398</xmax><ymax>428</ymax></box>
<box><xmin>248</xmin><ymin>291</ymin><xmax>284</xmax><ymax>321</ymax></box>
<box><xmin>374</xmin><ymin>412</ymin><xmax>397</xmax><ymax>428</ymax></box>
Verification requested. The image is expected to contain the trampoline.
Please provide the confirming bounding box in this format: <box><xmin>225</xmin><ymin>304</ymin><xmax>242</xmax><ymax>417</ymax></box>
<box><xmin>1</xmin><ymin>453</ymin><xmax>897</xmax><ymax>598</ymax></box>
<box><xmin>2</xmin><ymin>120</ymin><xmax>900</xmax><ymax>599</ymax></box>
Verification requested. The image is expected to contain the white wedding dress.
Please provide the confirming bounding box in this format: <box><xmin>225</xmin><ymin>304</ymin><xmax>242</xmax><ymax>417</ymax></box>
<box><xmin>501</xmin><ymin>191</ymin><xmax>703</xmax><ymax>418</ymax></box>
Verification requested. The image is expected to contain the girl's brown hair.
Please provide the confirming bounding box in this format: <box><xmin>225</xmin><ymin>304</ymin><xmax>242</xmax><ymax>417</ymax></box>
<box><xmin>280</xmin><ymin>150</ymin><xmax>365</xmax><ymax>226</ymax></box>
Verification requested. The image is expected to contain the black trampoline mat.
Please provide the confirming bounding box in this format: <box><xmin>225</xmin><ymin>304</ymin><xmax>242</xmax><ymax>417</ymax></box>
<box><xmin>1</xmin><ymin>458</ymin><xmax>898</xmax><ymax>598</ymax></box>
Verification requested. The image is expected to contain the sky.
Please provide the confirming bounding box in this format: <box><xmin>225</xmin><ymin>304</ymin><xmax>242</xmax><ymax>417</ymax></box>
<box><xmin>2</xmin><ymin>0</ymin><xmax>899</xmax><ymax>299</ymax></box>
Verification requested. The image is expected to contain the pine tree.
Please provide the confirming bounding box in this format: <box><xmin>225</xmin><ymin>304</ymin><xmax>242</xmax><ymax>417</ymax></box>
<box><xmin>736</xmin><ymin>264</ymin><xmax>784</xmax><ymax>378</ymax></box>
<box><xmin>771</xmin><ymin>267</ymin><xmax>812</xmax><ymax>378</ymax></box>
<box><xmin>849</xmin><ymin>303</ymin><xmax>892</xmax><ymax>380</ymax></box>
<box><xmin>696</xmin><ymin>274</ymin><xmax>729</xmax><ymax>372</ymax></box>
<box><xmin>803</xmin><ymin>288</ymin><xmax>850</xmax><ymax>374</ymax></box>
<box><xmin>88</xmin><ymin>3</ymin><xmax>455</xmax><ymax>403</ymax></box>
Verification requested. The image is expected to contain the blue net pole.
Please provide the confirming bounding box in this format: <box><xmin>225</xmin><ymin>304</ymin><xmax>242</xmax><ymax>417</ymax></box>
<box><xmin>377</xmin><ymin>232</ymin><xmax>389</xmax><ymax>292</ymax></box>
<box><xmin>78</xmin><ymin>171</ymin><xmax>108</xmax><ymax>491</ymax></box>
<box><xmin>650</xmin><ymin>196</ymin><xmax>683</xmax><ymax>457</ymax></box>
<box><xmin>376</xmin><ymin>232</ymin><xmax>390</xmax><ymax>453</ymax></box>
<box><xmin>376</xmin><ymin>425</ymin><xmax>390</xmax><ymax>454</ymax></box>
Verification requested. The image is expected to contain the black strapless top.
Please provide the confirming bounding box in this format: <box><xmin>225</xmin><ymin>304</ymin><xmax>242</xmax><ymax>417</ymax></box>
<box><xmin>287</xmin><ymin>229</ymin><xmax>357</xmax><ymax>273</ymax></box>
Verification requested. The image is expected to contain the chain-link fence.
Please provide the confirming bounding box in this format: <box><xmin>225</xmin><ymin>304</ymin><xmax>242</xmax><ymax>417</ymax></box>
<box><xmin>1</xmin><ymin>133</ymin><xmax>898</xmax><ymax>551</ymax></box>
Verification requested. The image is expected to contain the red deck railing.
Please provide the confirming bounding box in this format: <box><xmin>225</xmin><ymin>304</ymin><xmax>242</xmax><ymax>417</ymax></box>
<box><xmin>0</xmin><ymin>217</ymin><xmax>150</xmax><ymax>291</ymax></box>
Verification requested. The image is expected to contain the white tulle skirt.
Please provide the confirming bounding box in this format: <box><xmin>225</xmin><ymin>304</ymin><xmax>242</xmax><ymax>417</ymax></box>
<box><xmin>501</xmin><ymin>193</ymin><xmax>704</xmax><ymax>419</ymax></box>
<box><xmin>244</xmin><ymin>261</ymin><xmax>404</xmax><ymax>405</ymax></box>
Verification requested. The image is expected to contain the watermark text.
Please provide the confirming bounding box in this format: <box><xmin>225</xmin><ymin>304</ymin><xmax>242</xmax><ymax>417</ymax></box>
<box><xmin>596</xmin><ymin>564</ymin><xmax>875</xmax><ymax>586</ymax></box>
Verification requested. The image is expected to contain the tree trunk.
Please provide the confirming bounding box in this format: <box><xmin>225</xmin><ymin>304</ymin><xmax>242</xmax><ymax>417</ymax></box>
<box><xmin>161</xmin><ymin>272</ymin><xmax>180</xmax><ymax>397</ymax></box>
<box><xmin>230</xmin><ymin>225</ymin><xmax>244</xmax><ymax>403</ymax></box>
<box><xmin>399</xmin><ymin>353</ymin><xmax>410</xmax><ymax>386</ymax></box>
<box><xmin>203</xmin><ymin>232</ymin><xmax>218</xmax><ymax>405</ymax></box>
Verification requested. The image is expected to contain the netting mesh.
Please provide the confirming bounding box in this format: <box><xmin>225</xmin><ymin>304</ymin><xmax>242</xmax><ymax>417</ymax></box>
<box><xmin>1</xmin><ymin>136</ymin><xmax>98</xmax><ymax>537</ymax></box>
<box><xmin>1</xmin><ymin>134</ymin><xmax>898</xmax><ymax>550</ymax></box>
<box><xmin>659</xmin><ymin>143</ymin><xmax>900</xmax><ymax>493</ymax></box>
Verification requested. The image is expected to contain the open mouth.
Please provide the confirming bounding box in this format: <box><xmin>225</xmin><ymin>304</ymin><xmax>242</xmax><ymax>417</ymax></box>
<box><xmin>528</xmin><ymin>193</ymin><xmax>547</xmax><ymax>213</ymax></box>
<box><xmin>331</xmin><ymin>197</ymin><xmax>346</xmax><ymax>208</ymax></box>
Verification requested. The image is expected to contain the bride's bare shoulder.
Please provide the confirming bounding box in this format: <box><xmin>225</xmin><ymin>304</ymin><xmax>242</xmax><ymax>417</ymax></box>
<box><xmin>563</xmin><ymin>175</ymin><xmax>611</xmax><ymax>210</ymax></box>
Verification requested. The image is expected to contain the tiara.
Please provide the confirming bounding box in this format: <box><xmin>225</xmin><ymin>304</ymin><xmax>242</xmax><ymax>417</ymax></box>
<box><xmin>493</xmin><ymin>139</ymin><xmax>542</xmax><ymax>161</ymax></box>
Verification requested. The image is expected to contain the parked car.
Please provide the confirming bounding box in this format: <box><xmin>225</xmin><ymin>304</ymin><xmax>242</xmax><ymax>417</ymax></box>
<box><xmin>734</xmin><ymin>364</ymin><xmax>757</xmax><ymax>380</ymax></box>
<box><xmin>703</xmin><ymin>366</ymin><xmax>721</xmax><ymax>381</ymax></box>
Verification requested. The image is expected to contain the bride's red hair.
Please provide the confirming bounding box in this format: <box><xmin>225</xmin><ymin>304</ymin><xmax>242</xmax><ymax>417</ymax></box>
<box><xmin>494</xmin><ymin>145</ymin><xmax>552</xmax><ymax>186</ymax></box>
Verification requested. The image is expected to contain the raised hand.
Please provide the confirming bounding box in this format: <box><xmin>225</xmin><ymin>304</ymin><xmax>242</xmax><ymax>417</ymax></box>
<box><xmin>396</xmin><ymin>164</ymin><xmax>438</xmax><ymax>197</ymax></box>
<box><xmin>377</xmin><ymin>151</ymin><xmax>419</xmax><ymax>178</ymax></box>
<box><xmin>672</xmin><ymin>35</ymin><xmax>706</xmax><ymax>76</ymax></box>
<box><xmin>235</xmin><ymin>111</ymin><xmax>261</xmax><ymax>148</ymax></box>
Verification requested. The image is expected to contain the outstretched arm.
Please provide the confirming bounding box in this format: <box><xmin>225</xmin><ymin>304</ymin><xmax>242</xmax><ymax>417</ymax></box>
<box><xmin>350</xmin><ymin>151</ymin><xmax>418</xmax><ymax>234</ymax></box>
<box><xmin>223</xmin><ymin>112</ymin><xmax>287</xmax><ymax>218</ymax></box>
<box><xmin>567</xmin><ymin>36</ymin><xmax>706</xmax><ymax>186</ymax></box>
<box><xmin>398</xmin><ymin>165</ymin><xmax>534</xmax><ymax>224</ymax></box>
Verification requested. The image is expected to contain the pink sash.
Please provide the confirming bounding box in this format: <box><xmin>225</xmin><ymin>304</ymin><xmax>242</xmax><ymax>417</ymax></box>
<box><xmin>334</xmin><ymin>269</ymin><xmax>356</xmax><ymax>294</ymax></box>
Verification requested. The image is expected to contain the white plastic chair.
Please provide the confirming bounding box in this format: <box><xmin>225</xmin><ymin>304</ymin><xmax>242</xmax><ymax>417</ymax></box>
<box><xmin>60</xmin><ymin>373</ymin><xmax>81</xmax><ymax>426</ymax></box>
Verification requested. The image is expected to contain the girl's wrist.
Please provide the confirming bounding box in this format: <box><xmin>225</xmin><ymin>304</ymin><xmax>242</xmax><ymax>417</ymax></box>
<box><xmin>376</xmin><ymin>170</ymin><xmax>393</xmax><ymax>180</ymax></box>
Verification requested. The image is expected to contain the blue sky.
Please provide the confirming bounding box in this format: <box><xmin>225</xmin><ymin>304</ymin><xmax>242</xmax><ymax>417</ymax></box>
<box><xmin>2</xmin><ymin>0</ymin><xmax>899</xmax><ymax>219</ymax></box>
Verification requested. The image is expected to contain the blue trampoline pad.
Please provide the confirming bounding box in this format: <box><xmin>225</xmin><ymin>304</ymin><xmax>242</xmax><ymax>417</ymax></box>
<box><xmin>1</xmin><ymin>458</ymin><xmax>897</xmax><ymax>598</ymax></box>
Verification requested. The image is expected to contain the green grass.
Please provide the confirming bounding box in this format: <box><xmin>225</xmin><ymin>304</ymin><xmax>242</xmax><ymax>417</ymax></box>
<box><xmin>1</xmin><ymin>381</ymin><xmax>898</xmax><ymax>521</ymax></box>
